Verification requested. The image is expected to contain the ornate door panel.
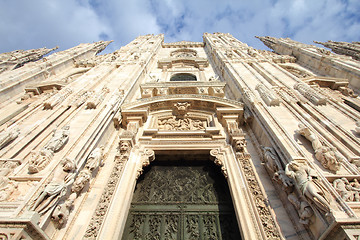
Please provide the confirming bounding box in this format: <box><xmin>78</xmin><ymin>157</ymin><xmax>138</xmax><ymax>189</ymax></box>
<box><xmin>121</xmin><ymin>162</ymin><xmax>241</xmax><ymax>240</ymax></box>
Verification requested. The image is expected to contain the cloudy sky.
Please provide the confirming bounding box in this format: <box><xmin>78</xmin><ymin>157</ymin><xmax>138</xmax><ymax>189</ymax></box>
<box><xmin>0</xmin><ymin>0</ymin><xmax>359</xmax><ymax>54</ymax></box>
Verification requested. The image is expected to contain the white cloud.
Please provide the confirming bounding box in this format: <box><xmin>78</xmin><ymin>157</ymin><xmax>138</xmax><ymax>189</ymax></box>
<box><xmin>0</xmin><ymin>0</ymin><xmax>359</xmax><ymax>54</ymax></box>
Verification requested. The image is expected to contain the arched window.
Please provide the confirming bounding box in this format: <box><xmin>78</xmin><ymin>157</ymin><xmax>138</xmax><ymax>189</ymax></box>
<box><xmin>170</xmin><ymin>73</ymin><xmax>197</xmax><ymax>81</ymax></box>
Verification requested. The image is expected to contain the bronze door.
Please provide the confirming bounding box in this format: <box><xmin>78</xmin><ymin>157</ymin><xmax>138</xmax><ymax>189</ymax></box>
<box><xmin>121</xmin><ymin>161</ymin><xmax>241</xmax><ymax>240</ymax></box>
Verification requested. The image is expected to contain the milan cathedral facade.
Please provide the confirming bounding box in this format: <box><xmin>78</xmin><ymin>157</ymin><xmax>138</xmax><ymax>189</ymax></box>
<box><xmin>0</xmin><ymin>33</ymin><xmax>360</xmax><ymax>239</ymax></box>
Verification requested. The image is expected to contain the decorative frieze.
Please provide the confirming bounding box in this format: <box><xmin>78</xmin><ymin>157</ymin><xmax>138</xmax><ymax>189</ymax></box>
<box><xmin>233</xmin><ymin>137</ymin><xmax>281</xmax><ymax>239</ymax></box>
<box><xmin>333</xmin><ymin>178</ymin><xmax>360</xmax><ymax>202</ymax></box>
<box><xmin>84</xmin><ymin>138</ymin><xmax>132</xmax><ymax>239</ymax></box>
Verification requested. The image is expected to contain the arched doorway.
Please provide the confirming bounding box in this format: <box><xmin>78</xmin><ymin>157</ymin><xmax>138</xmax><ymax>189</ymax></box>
<box><xmin>121</xmin><ymin>153</ymin><xmax>241</xmax><ymax>240</ymax></box>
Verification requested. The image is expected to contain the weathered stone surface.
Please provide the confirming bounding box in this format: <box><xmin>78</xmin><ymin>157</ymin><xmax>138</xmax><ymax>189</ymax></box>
<box><xmin>0</xmin><ymin>33</ymin><xmax>359</xmax><ymax>240</ymax></box>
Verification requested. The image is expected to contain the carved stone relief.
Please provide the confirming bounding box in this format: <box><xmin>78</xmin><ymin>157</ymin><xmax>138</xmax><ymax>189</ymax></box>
<box><xmin>210</xmin><ymin>149</ymin><xmax>227</xmax><ymax>178</ymax></box>
<box><xmin>84</xmin><ymin>139</ymin><xmax>131</xmax><ymax>239</ymax></box>
<box><xmin>136</xmin><ymin>149</ymin><xmax>155</xmax><ymax>179</ymax></box>
<box><xmin>333</xmin><ymin>178</ymin><xmax>360</xmax><ymax>202</ymax></box>
<box><xmin>294</xmin><ymin>82</ymin><xmax>327</xmax><ymax>105</ymax></box>
<box><xmin>255</xmin><ymin>84</ymin><xmax>281</xmax><ymax>106</ymax></box>
<box><xmin>0</xmin><ymin>126</ymin><xmax>20</xmax><ymax>150</ymax></box>
<box><xmin>28</xmin><ymin>125</ymin><xmax>70</xmax><ymax>173</ymax></box>
<box><xmin>233</xmin><ymin>136</ymin><xmax>281</xmax><ymax>239</ymax></box>
<box><xmin>157</xmin><ymin>116</ymin><xmax>206</xmax><ymax>131</ymax></box>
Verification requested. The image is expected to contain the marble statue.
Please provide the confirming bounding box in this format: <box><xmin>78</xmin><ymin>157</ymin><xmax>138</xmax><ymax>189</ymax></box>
<box><xmin>0</xmin><ymin>126</ymin><xmax>20</xmax><ymax>149</ymax></box>
<box><xmin>31</xmin><ymin>158</ymin><xmax>76</xmax><ymax>214</ymax></box>
<box><xmin>44</xmin><ymin>125</ymin><xmax>70</xmax><ymax>152</ymax></box>
<box><xmin>285</xmin><ymin>162</ymin><xmax>330</xmax><ymax>213</ymax></box>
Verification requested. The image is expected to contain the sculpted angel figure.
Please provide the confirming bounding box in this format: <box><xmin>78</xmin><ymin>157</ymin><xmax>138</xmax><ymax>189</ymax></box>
<box><xmin>285</xmin><ymin>161</ymin><xmax>331</xmax><ymax>213</ymax></box>
<box><xmin>31</xmin><ymin>158</ymin><xmax>76</xmax><ymax>214</ymax></box>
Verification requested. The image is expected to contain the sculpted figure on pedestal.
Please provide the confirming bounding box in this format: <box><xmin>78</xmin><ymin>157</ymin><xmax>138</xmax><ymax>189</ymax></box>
<box><xmin>31</xmin><ymin>158</ymin><xmax>76</xmax><ymax>214</ymax></box>
<box><xmin>297</xmin><ymin>123</ymin><xmax>341</xmax><ymax>172</ymax></box>
<box><xmin>84</xmin><ymin>146</ymin><xmax>104</xmax><ymax>172</ymax></box>
<box><xmin>44</xmin><ymin>125</ymin><xmax>70</xmax><ymax>153</ymax></box>
<box><xmin>261</xmin><ymin>146</ymin><xmax>279</xmax><ymax>172</ymax></box>
<box><xmin>288</xmin><ymin>193</ymin><xmax>314</xmax><ymax>225</ymax></box>
<box><xmin>285</xmin><ymin>162</ymin><xmax>331</xmax><ymax>213</ymax></box>
<box><xmin>0</xmin><ymin>126</ymin><xmax>20</xmax><ymax>149</ymax></box>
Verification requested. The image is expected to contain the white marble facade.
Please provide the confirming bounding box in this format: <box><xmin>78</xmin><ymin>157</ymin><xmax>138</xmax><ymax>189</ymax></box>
<box><xmin>0</xmin><ymin>33</ymin><xmax>359</xmax><ymax>239</ymax></box>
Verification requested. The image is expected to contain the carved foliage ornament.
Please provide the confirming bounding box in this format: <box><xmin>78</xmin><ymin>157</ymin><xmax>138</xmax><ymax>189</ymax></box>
<box><xmin>137</xmin><ymin>149</ymin><xmax>155</xmax><ymax>179</ymax></box>
<box><xmin>233</xmin><ymin>137</ymin><xmax>281</xmax><ymax>238</ymax></box>
<box><xmin>210</xmin><ymin>149</ymin><xmax>227</xmax><ymax>179</ymax></box>
<box><xmin>84</xmin><ymin>139</ymin><xmax>132</xmax><ymax>238</ymax></box>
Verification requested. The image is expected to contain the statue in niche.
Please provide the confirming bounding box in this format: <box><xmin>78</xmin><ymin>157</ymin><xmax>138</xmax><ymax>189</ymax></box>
<box><xmin>44</xmin><ymin>125</ymin><xmax>70</xmax><ymax>153</ymax></box>
<box><xmin>84</xmin><ymin>146</ymin><xmax>104</xmax><ymax>172</ymax></box>
<box><xmin>261</xmin><ymin>146</ymin><xmax>279</xmax><ymax>172</ymax></box>
<box><xmin>285</xmin><ymin>161</ymin><xmax>331</xmax><ymax>213</ymax></box>
<box><xmin>0</xmin><ymin>161</ymin><xmax>19</xmax><ymax>176</ymax></box>
<box><xmin>31</xmin><ymin>158</ymin><xmax>76</xmax><ymax>214</ymax></box>
<box><xmin>0</xmin><ymin>126</ymin><xmax>20</xmax><ymax>150</ymax></box>
<box><xmin>288</xmin><ymin>193</ymin><xmax>314</xmax><ymax>225</ymax></box>
<box><xmin>297</xmin><ymin>123</ymin><xmax>341</xmax><ymax>172</ymax></box>
<box><xmin>28</xmin><ymin>148</ymin><xmax>54</xmax><ymax>173</ymax></box>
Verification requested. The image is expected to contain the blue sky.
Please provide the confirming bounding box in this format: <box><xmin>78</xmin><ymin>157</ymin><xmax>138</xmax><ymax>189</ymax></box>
<box><xmin>0</xmin><ymin>0</ymin><xmax>359</xmax><ymax>54</ymax></box>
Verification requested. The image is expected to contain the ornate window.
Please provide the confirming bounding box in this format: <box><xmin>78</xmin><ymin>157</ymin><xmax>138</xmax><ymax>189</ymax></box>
<box><xmin>170</xmin><ymin>48</ymin><xmax>197</xmax><ymax>58</ymax></box>
<box><xmin>170</xmin><ymin>73</ymin><xmax>197</xmax><ymax>82</ymax></box>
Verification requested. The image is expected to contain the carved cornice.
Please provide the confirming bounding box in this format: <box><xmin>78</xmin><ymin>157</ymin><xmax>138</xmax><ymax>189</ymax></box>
<box><xmin>121</xmin><ymin>94</ymin><xmax>243</xmax><ymax>111</ymax></box>
<box><xmin>157</xmin><ymin>57</ymin><xmax>208</xmax><ymax>69</ymax></box>
<box><xmin>140</xmin><ymin>82</ymin><xmax>226</xmax><ymax>98</ymax></box>
<box><xmin>162</xmin><ymin>41</ymin><xmax>204</xmax><ymax>48</ymax></box>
